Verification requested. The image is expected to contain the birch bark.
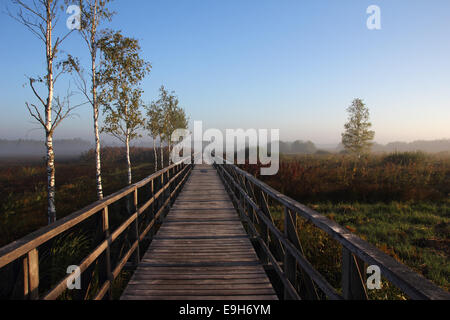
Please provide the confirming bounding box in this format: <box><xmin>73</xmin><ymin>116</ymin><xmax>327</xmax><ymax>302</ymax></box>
<box><xmin>45</xmin><ymin>2</ymin><xmax>56</xmax><ymax>224</ymax></box>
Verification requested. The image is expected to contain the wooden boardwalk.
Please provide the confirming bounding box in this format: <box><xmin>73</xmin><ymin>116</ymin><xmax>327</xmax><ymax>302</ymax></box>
<box><xmin>120</xmin><ymin>165</ymin><xmax>278</xmax><ymax>300</ymax></box>
<box><xmin>1</xmin><ymin>161</ymin><xmax>449</xmax><ymax>300</ymax></box>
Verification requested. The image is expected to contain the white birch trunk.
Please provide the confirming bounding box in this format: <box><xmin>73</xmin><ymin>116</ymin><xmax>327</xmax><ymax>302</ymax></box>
<box><xmin>168</xmin><ymin>141</ymin><xmax>172</xmax><ymax>165</ymax></box>
<box><xmin>153</xmin><ymin>136</ymin><xmax>158</xmax><ymax>172</ymax></box>
<box><xmin>160</xmin><ymin>135</ymin><xmax>164</xmax><ymax>169</ymax></box>
<box><xmin>92</xmin><ymin>85</ymin><xmax>103</xmax><ymax>198</ymax></box>
<box><xmin>46</xmin><ymin>132</ymin><xmax>56</xmax><ymax>224</ymax></box>
<box><xmin>45</xmin><ymin>3</ymin><xmax>56</xmax><ymax>224</ymax></box>
<box><xmin>91</xmin><ymin>0</ymin><xmax>103</xmax><ymax>199</ymax></box>
<box><xmin>92</xmin><ymin>51</ymin><xmax>103</xmax><ymax>198</ymax></box>
<box><xmin>126</xmin><ymin>131</ymin><xmax>132</xmax><ymax>185</ymax></box>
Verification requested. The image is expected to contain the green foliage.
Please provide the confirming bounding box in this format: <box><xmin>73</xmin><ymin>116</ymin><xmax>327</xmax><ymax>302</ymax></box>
<box><xmin>144</xmin><ymin>100</ymin><xmax>163</xmax><ymax>140</ymax></box>
<box><xmin>145</xmin><ymin>85</ymin><xmax>188</xmax><ymax>143</ymax></box>
<box><xmin>98</xmin><ymin>31</ymin><xmax>151</xmax><ymax>143</ymax></box>
<box><xmin>98</xmin><ymin>31</ymin><xmax>151</xmax><ymax>93</ymax></box>
<box><xmin>102</xmin><ymin>87</ymin><xmax>145</xmax><ymax>142</ymax></box>
<box><xmin>74</xmin><ymin>0</ymin><xmax>115</xmax><ymax>33</ymax></box>
<box><xmin>342</xmin><ymin>99</ymin><xmax>375</xmax><ymax>157</ymax></box>
<box><xmin>309</xmin><ymin>202</ymin><xmax>450</xmax><ymax>292</ymax></box>
<box><xmin>40</xmin><ymin>231</ymin><xmax>91</xmax><ymax>291</ymax></box>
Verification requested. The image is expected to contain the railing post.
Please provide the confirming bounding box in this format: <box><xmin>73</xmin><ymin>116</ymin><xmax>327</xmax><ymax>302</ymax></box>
<box><xmin>169</xmin><ymin>166</ymin><xmax>175</xmax><ymax>205</ymax></box>
<box><xmin>149</xmin><ymin>179</ymin><xmax>155</xmax><ymax>238</ymax></box>
<box><xmin>22</xmin><ymin>255</ymin><xmax>29</xmax><ymax>299</ymax></box>
<box><xmin>133</xmin><ymin>188</ymin><xmax>140</xmax><ymax>264</ymax></box>
<box><xmin>256</xmin><ymin>190</ymin><xmax>269</xmax><ymax>264</ymax></box>
<box><xmin>156</xmin><ymin>174</ymin><xmax>163</xmax><ymax>223</ymax></box>
<box><xmin>342</xmin><ymin>248</ymin><xmax>368</xmax><ymax>300</ymax></box>
<box><xmin>23</xmin><ymin>249</ymin><xmax>39</xmax><ymax>300</ymax></box>
<box><xmin>164</xmin><ymin>170</ymin><xmax>170</xmax><ymax>214</ymax></box>
<box><xmin>283</xmin><ymin>207</ymin><xmax>297</xmax><ymax>300</ymax></box>
<box><xmin>284</xmin><ymin>207</ymin><xmax>319</xmax><ymax>300</ymax></box>
<box><xmin>102</xmin><ymin>206</ymin><xmax>113</xmax><ymax>300</ymax></box>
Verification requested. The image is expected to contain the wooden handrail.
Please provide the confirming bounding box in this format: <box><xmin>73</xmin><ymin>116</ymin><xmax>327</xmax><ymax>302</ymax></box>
<box><xmin>213</xmin><ymin>159</ymin><xmax>450</xmax><ymax>300</ymax></box>
<box><xmin>0</xmin><ymin>158</ymin><xmax>193</xmax><ymax>300</ymax></box>
<box><xmin>0</xmin><ymin>159</ymin><xmax>188</xmax><ymax>269</ymax></box>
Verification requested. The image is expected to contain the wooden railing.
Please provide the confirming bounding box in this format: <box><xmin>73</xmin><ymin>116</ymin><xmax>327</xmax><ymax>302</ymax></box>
<box><xmin>0</xmin><ymin>160</ymin><xmax>193</xmax><ymax>300</ymax></box>
<box><xmin>214</xmin><ymin>160</ymin><xmax>450</xmax><ymax>300</ymax></box>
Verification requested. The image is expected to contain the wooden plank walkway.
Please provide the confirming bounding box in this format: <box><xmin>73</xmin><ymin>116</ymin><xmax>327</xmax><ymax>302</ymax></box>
<box><xmin>121</xmin><ymin>165</ymin><xmax>278</xmax><ymax>300</ymax></box>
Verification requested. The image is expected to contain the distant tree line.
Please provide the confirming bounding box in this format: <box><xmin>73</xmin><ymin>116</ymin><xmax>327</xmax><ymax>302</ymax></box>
<box><xmin>278</xmin><ymin>140</ymin><xmax>317</xmax><ymax>154</ymax></box>
<box><xmin>0</xmin><ymin>139</ymin><xmax>92</xmax><ymax>157</ymax></box>
<box><xmin>9</xmin><ymin>0</ymin><xmax>188</xmax><ymax>224</ymax></box>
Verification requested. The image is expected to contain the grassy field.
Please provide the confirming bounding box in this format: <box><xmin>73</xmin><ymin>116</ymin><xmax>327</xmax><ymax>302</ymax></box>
<box><xmin>311</xmin><ymin>201</ymin><xmax>449</xmax><ymax>290</ymax></box>
<box><xmin>242</xmin><ymin>151</ymin><xmax>450</xmax><ymax>293</ymax></box>
<box><xmin>0</xmin><ymin>147</ymin><xmax>170</xmax><ymax>299</ymax></box>
<box><xmin>0</xmin><ymin>149</ymin><xmax>448</xmax><ymax>298</ymax></box>
<box><xmin>0</xmin><ymin>147</ymin><xmax>165</xmax><ymax>247</ymax></box>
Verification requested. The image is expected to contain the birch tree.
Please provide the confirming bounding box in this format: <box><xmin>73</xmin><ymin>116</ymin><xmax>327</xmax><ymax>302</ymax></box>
<box><xmin>158</xmin><ymin>86</ymin><xmax>169</xmax><ymax>169</ymax></box>
<box><xmin>9</xmin><ymin>0</ymin><xmax>77</xmax><ymax>224</ymax></box>
<box><xmin>168</xmin><ymin>104</ymin><xmax>188</xmax><ymax>164</ymax></box>
<box><xmin>98</xmin><ymin>31</ymin><xmax>151</xmax><ymax>185</ymax></box>
<box><xmin>148</xmin><ymin>86</ymin><xmax>188</xmax><ymax>168</ymax></box>
<box><xmin>144</xmin><ymin>102</ymin><xmax>163</xmax><ymax>172</ymax></box>
<box><xmin>68</xmin><ymin>0</ymin><xmax>114</xmax><ymax>200</ymax></box>
<box><xmin>342</xmin><ymin>98</ymin><xmax>375</xmax><ymax>158</ymax></box>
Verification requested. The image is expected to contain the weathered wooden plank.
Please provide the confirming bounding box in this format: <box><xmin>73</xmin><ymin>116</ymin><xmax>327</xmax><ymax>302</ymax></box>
<box><xmin>128</xmin><ymin>279</ymin><xmax>271</xmax><ymax>285</ymax></box>
<box><xmin>149</xmin><ymin>243</ymin><xmax>252</xmax><ymax>248</ymax></box>
<box><xmin>131</xmin><ymin>273</ymin><xmax>269</xmax><ymax>280</ymax></box>
<box><xmin>143</xmin><ymin>253</ymin><xmax>257</xmax><ymax>258</ymax></box>
<box><xmin>123</xmin><ymin>288</ymin><xmax>276</xmax><ymax>296</ymax></box>
<box><xmin>134</xmin><ymin>267</ymin><xmax>266</xmax><ymax>272</ymax></box>
<box><xmin>146</xmin><ymin>251</ymin><xmax>252</xmax><ymax>255</ymax></box>
<box><xmin>148</xmin><ymin>246</ymin><xmax>253</xmax><ymax>250</ymax></box>
<box><xmin>121</xmin><ymin>165</ymin><xmax>277</xmax><ymax>300</ymax></box>
<box><xmin>127</xmin><ymin>283</ymin><xmax>274</xmax><ymax>290</ymax></box>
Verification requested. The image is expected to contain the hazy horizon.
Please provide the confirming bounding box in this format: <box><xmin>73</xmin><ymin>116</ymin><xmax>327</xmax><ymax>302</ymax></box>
<box><xmin>1</xmin><ymin>137</ymin><xmax>449</xmax><ymax>159</ymax></box>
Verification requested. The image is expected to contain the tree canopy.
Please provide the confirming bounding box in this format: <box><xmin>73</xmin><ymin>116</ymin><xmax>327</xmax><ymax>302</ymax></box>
<box><xmin>341</xmin><ymin>98</ymin><xmax>375</xmax><ymax>157</ymax></box>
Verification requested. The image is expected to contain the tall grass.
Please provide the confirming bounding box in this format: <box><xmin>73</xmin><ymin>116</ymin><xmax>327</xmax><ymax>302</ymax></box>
<box><xmin>244</xmin><ymin>152</ymin><xmax>450</xmax><ymax>203</ymax></box>
<box><xmin>242</xmin><ymin>152</ymin><xmax>450</xmax><ymax>293</ymax></box>
<box><xmin>0</xmin><ymin>147</ymin><xmax>169</xmax><ymax>247</ymax></box>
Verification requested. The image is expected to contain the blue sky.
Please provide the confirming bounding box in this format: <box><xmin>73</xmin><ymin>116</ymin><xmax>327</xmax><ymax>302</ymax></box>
<box><xmin>1</xmin><ymin>0</ymin><xmax>449</xmax><ymax>145</ymax></box>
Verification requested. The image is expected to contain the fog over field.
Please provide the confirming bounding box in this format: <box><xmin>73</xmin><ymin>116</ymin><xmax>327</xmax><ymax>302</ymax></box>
<box><xmin>1</xmin><ymin>138</ymin><xmax>449</xmax><ymax>160</ymax></box>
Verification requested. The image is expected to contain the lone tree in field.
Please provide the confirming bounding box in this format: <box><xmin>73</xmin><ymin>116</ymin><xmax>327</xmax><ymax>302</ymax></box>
<box><xmin>69</xmin><ymin>0</ymin><xmax>114</xmax><ymax>200</ymax></box>
<box><xmin>341</xmin><ymin>98</ymin><xmax>375</xmax><ymax>158</ymax></box>
<box><xmin>9</xmin><ymin>0</ymin><xmax>77</xmax><ymax>224</ymax></box>
<box><xmin>98</xmin><ymin>31</ymin><xmax>151</xmax><ymax>185</ymax></box>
